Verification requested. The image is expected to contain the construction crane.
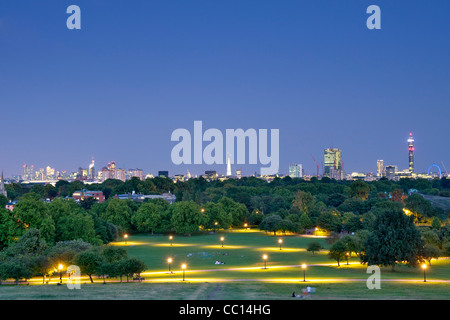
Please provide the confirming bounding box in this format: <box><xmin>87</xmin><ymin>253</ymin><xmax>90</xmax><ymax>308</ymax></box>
<box><xmin>311</xmin><ymin>155</ymin><xmax>319</xmax><ymax>178</ymax></box>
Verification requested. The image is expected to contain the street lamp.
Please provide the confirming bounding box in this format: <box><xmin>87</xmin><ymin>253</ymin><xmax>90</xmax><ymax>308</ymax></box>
<box><xmin>182</xmin><ymin>264</ymin><xmax>187</xmax><ymax>281</ymax></box>
<box><xmin>244</xmin><ymin>223</ymin><xmax>248</xmax><ymax>230</ymax></box>
<box><xmin>302</xmin><ymin>264</ymin><xmax>307</xmax><ymax>282</ymax></box>
<box><xmin>58</xmin><ymin>264</ymin><xmax>64</xmax><ymax>284</ymax></box>
<box><xmin>422</xmin><ymin>264</ymin><xmax>427</xmax><ymax>282</ymax></box>
<box><xmin>220</xmin><ymin>237</ymin><xmax>225</xmax><ymax>248</ymax></box>
<box><xmin>168</xmin><ymin>258</ymin><xmax>173</xmax><ymax>274</ymax></box>
<box><xmin>278</xmin><ymin>239</ymin><xmax>283</xmax><ymax>250</ymax></box>
<box><xmin>214</xmin><ymin>221</ymin><xmax>218</xmax><ymax>233</ymax></box>
<box><xmin>346</xmin><ymin>252</ymin><xmax>350</xmax><ymax>265</ymax></box>
<box><xmin>124</xmin><ymin>234</ymin><xmax>128</xmax><ymax>244</ymax></box>
<box><xmin>262</xmin><ymin>254</ymin><xmax>268</xmax><ymax>269</ymax></box>
<box><xmin>169</xmin><ymin>235</ymin><xmax>173</xmax><ymax>246</ymax></box>
<box><xmin>201</xmin><ymin>208</ymin><xmax>205</xmax><ymax>213</ymax></box>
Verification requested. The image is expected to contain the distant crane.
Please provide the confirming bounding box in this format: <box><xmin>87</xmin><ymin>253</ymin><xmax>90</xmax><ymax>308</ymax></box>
<box><xmin>311</xmin><ymin>155</ymin><xmax>320</xmax><ymax>178</ymax></box>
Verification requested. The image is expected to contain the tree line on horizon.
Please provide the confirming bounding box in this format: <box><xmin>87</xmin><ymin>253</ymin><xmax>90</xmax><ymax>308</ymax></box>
<box><xmin>0</xmin><ymin>176</ymin><xmax>449</xmax><ymax>283</ymax></box>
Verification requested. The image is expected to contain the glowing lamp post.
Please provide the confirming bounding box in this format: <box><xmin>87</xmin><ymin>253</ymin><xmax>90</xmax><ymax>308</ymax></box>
<box><xmin>346</xmin><ymin>252</ymin><xmax>350</xmax><ymax>265</ymax></box>
<box><xmin>182</xmin><ymin>264</ymin><xmax>187</xmax><ymax>281</ymax></box>
<box><xmin>302</xmin><ymin>264</ymin><xmax>307</xmax><ymax>282</ymax></box>
<box><xmin>220</xmin><ymin>237</ymin><xmax>225</xmax><ymax>248</ymax></box>
<box><xmin>214</xmin><ymin>221</ymin><xmax>218</xmax><ymax>233</ymax></box>
<box><xmin>169</xmin><ymin>235</ymin><xmax>173</xmax><ymax>246</ymax></box>
<box><xmin>168</xmin><ymin>258</ymin><xmax>173</xmax><ymax>274</ymax></box>
<box><xmin>58</xmin><ymin>264</ymin><xmax>64</xmax><ymax>284</ymax></box>
<box><xmin>278</xmin><ymin>239</ymin><xmax>283</xmax><ymax>250</ymax></box>
<box><xmin>263</xmin><ymin>254</ymin><xmax>268</xmax><ymax>269</ymax></box>
<box><xmin>124</xmin><ymin>234</ymin><xmax>128</xmax><ymax>244</ymax></box>
<box><xmin>422</xmin><ymin>264</ymin><xmax>427</xmax><ymax>282</ymax></box>
<box><xmin>244</xmin><ymin>223</ymin><xmax>248</xmax><ymax>230</ymax></box>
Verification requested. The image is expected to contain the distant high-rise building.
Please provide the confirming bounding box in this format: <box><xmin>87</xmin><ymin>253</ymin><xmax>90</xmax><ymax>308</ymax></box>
<box><xmin>377</xmin><ymin>160</ymin><xmax>384</xmax><ymax>177</ymax></box>
<box><xmin>236</xmin><ymin>168</ymin><xmax>242</xmax><ymax>179</ymax></box>
<box><xmin>127</xmin><ymin>168</ymin><xmax>143</xmax><ymax>181</ymax></box>
<box><xmin>23</xmin><ymin>164</ymin><xmax>34</xmax><ymax>181</ymax></box>
<box><xmin>89</xmin><ymin>157</ymin><xmax>95</xmax><ymax>180</ymax></box>
<box><xmin>204</xmin><ymin>170</ymin><xmax>218</xmax><ymax>180</ymax></box>
<box><xmin>408</xmin><ymin>133</ymin><xmax>415</xmax><ymax>173</ymax></box>
<box><xmin>101</xmin><ymin>161</ymin><xmax>126</xmax><ymax>182</ymax></box>
<box><xmin>158</xmin><ymin>171</ymin><xmax>169</xmax><ymax>178</ymax></box>
<box><xmin>226</xmin><ymin>156</ymin><xmax>232</xmax><ymax>176</ymax></box>
<box><xmin>289</xmin><ymin>164</ymin><xmax>303</xmax><ymax>178</ymax></box>
<box><xmin>385</xmin><ymin>165</ymin><xmax>397</xmax><ymax>180</ymax></box>
<box><xmin>324</xmin><ymin>148</ymin><xmax>343</xmax><ymax>180</ymax></box>
<box><xmin>46</xmin><ymin>166</ymin><xmax>55</xmax><ymax>180</ymax></box>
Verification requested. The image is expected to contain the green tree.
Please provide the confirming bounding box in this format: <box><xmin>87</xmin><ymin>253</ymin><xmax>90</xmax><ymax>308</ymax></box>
<box><xmin>404</xmin><ymin>194</ymin><xmax>435</xmax><ymax>220</ymax></box>
<box><xmin>0</xmin><ymin>195</ymin><xmax>8</xmax><ymax>208</ymax></box>
<box><xmin>131</xmin><ymin>201</ymin><xmax>165</xmax><ymax>234</ymax></box>
<box><xmin>307</xmin><ymin>241</ymin><xmax>322</xmax><ymax>256</ymax></box>
<box><xmin>348</xmin><ymin>181</ymin><xmax>370</xmax><ymax>200</ymax></box>
<box><xmin>170</xmin><ymin>201</ymin><xmax>206</xmax><ymax>236</ymax></box>
<box><xmin>299</xmin><ymin>213</ymin><xmax>313</xmax><ymax>230</ymax></box>
<box><xmin>328</xmin><ymin>240</ymin><xmax>347</xmax><ymax>267</ymax></box>
<box><xmin>123</xmin><ymin>257</ymin><xmax>147</xmax><ymax>282</ymax></box>
<box><xmin>218</xmin><ymin>197</ymin><xmax>249</xmax><ymax>227</ymax></box>
<box><xmin>344</xmin><ymin>215</ymin><xmax>364</xmax><ymax>233</ymax></box>
<box><xmin>0</xmin><ymin>256</ymin><xmax>33</xmax><ymax>285</ymax></box>
<box><xmin>101</xmin><ymin>198</ymin><xmax>132</xmax><ymax>234</ymax></box>
<box><xmin>75</xmin><ymin>249</ymin><xmax>103</xmax><ymax>283</ymax></box>
<box><xmin>101</xmin><ymin>246</ymin><xmax>128</xmax><ymax>264</ymax></box>
<box><xmin>31</xmin><ymin>254</ymin><xmax>52</xmax><ymax>284</ymax></box>
<box><xmin>46</xmin><ymin>239</ymin><xmax>92</xmax><ymax>270</ymax></box>
<box><xmin>420</xmin><ymin>244</ymin><xmax>441</xmax><ymax>266</ymax></box>
<box><xmin>0</xmin><ymin>228</ymin><xmax>48</xmax><ymax>259</ymax></box>
<box><xmin>0</xmin><ymin>208</ymin><xmax>21</xmax><ymax>249</ymax></box>
<box><xmin>275</xmin><ymin>219</ymin><xmax>295</xmax><ymax>236</ymax></box>
<box><xmin>317</xmin><ymin>210</ymin><xmax>342</xmax><ymax>232</ymax></box>
<box><xmin>13</xmin><ymin>193</ymin><xmax>55</xmax><ymax>244</ymax></box>
<box><xmin>363</xmin><ymin>206</ymin><xmax>424</xmax><ymax>271</ymax></box>
<box><xmin>259</xmin><ymin>215</ymin><xmax>283</xmax><ymax>235</ymax></box>
<box><xmin>431</xmin><ymin>217</ymin><xmax>442</xmax><ymax>230</ymax></box>
<box><xmin>292</xmin><ymin>191</ymin><xmax>315</xmax><ymax>214</ymax></box>
<box><xmin>204</xmin><ymin>202</ymin><xmax>232</xmax><ymax>231</ymax></box>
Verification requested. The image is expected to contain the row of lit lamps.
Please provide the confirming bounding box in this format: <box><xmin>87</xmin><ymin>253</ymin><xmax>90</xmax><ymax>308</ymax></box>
<box><xmin>121</xmin><ymin>234</ymin><xmax>430</xmax><ymax>283</ymax></box>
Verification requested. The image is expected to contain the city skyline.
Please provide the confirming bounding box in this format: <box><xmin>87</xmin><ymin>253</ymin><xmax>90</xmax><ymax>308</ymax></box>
<box><xmin>1</xmin><ymin>1</ymin><xmax>449</xmax><ymax>178</ymax></box>
<box><xmin>4</xmin><ymin>131</ymin><xmax>446</xmax><ymax>180</ymax></box>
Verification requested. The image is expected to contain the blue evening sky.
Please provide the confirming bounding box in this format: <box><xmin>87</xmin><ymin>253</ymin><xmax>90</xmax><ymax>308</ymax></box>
<box><xmin>0</xmin><ymin>1</ymin><xmax>449</xmax><ymax>177</ymax></box>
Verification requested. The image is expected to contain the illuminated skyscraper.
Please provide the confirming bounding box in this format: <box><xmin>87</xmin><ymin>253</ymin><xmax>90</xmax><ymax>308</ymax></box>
<box><xmin>289</xmin><ymin>164</ymin><xmax>303</xmax><ymax>178</ymax></box>
<box><xmin>89</xmin><ymin>157</ymin><xmax>95</xmax><ymax>180</ymax></box>
<box><xmin>408</xmin><ymin>133</ymin><xmax>415</xmax><ymax>173</ymax></box>
<box><xmin>324</xmin><ymin>148</ymin><xmax>343</xmax><ymax>180</ymax></box>
<box><xmin>377</xmin><ymin>160</ymin><xmax>384</xmax><ymax>177</ymax></box>
<box><xmin>226</xmin><ymin>156</ymin><xmax>232</xmax><ymax>176</ymax></box>
<box><xmin>23</xmin><ymin>164</ymin><xmax>34</xmax><ymax>181</ymax></box>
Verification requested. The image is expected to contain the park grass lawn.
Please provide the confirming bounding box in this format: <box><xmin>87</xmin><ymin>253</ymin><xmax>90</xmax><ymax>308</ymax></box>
<box><xmin>0</xmin><ymin>281</ymin><xmax>449</xmax><ymax>300</ymax></box>
<box><xmin>120</xmin><ymin>230</ymin><xmax>450</xmax><ymax>282</ymax></box>
<box><xmin>0</xmin><ymin>229</ymin><xmax>449</xmax><ymax>300</ymax></box>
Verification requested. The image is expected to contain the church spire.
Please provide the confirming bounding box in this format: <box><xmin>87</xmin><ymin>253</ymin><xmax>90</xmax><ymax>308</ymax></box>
<box><xmin>0</xmin><ymin>171</ymin><xmax>7</xmax><ymax>198</ymax></box>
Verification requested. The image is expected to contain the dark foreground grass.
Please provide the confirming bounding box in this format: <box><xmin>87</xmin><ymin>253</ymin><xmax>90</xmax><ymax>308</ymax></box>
<box><xmin>0</xmin><ymin>281</ymin><xmax>449</xmax><ymax>300</ymax></box>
